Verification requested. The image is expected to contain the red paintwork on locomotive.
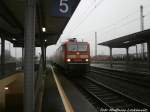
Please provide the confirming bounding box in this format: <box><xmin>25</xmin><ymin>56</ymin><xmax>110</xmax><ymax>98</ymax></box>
<box><xmin>63</xmin><ymin>41</ymin><xmax>90</xmax><ymax>63</ymax></box>
<box><xmin>53</xmin><ymin>39</ymin><xmax>90</xmax><ymax>72</ymax></box>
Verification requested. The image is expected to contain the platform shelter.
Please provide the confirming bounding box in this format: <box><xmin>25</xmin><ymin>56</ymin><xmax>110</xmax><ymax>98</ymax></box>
<box><xmin>98</xmin><ymin>29</ymin><xmax>150</xmax><ymax>70</ymax></box>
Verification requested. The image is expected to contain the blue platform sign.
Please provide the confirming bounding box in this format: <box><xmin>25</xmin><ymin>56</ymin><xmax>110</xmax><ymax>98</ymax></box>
<box><xmin>51</xmin><ymin>0</ymin><xmax>78</xmax><ymax>17</ymax></box>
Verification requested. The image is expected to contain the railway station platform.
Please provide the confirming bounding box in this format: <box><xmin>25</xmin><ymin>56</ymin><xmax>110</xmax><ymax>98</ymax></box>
<box><xmin>0</xmin><ymin>72</ymin><xmax>23</xmax><ymax>112</ymax></box>
<box><xmin>0</xmin><ymin>65</ymin><xmax>98</xmax><ymax>112</ymax></box>
<box><xmin>91</xmin><ymin>63</ymin><xmax>150</xmax><ymax>74</ymax></box>
<box><xmin>42</xmin><ymin>66</ymin><xmax>97</xmax><ymax>112</ymax></box>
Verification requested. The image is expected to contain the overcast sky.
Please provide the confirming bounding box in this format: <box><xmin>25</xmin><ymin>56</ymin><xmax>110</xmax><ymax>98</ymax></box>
<box><xmin>2</xmin><ymin>0</ymin><xmax>150</xmax><ymax>58</ymax></box>
<box><xmin>47</xmin><ymin>0</ymin><xmax>150</xmax><ymax>57</ymax></box>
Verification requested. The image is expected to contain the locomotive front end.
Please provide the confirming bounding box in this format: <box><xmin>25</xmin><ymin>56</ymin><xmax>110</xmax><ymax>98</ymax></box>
<box><xmin>65</xmin><ymin>42</ymin><xmax>90</xmax><ymax>73</ymax></box>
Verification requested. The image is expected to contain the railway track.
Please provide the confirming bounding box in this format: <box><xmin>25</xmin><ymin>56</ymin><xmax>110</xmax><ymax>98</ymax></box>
<box><xmin>73</xmin><ymin>76</ymin><xmax>150</xmax><ymax>111</ymax></box>
<box><xmin>90</xmin><ymin>66</ymin><xmax>150</xmax><ymax>88</ymax></box>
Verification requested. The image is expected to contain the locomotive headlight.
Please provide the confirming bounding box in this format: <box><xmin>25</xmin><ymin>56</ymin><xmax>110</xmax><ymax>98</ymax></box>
<box><xmin>85</xmin><ymin>59</ymin><xmax>89</xmax><ymax>62</ymax></box>
<box><xmin>67</xmin><ymin>58</ymin><xmax>71</xmax><ymax>62</ymax></box>
<box><xmin>77</xmin><ymin>52</ymin><xmax>80</xmax><ymax>55</ymax></box>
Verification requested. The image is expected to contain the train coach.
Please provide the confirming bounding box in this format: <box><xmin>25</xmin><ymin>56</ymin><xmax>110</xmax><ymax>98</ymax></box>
<box><xmin>53</xmin><ymin>38</ymin><xmax>90</xmax><ymax>75</ymax></box>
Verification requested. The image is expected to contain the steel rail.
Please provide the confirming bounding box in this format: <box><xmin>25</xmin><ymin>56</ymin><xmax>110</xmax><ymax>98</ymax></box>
<box><xmin>84</xmin><ymin>75</ymin><xmax>150</xmax><ymax>109</ymax></box>
<box><xmin>90</xmin><ymin>67</ymin><xmax>150</xmax><ymax>88</ymax></box>
<box><xmin>72</xmin><ymin>78</ymin><xmax>111</xmax><ymax>110</ymax></box>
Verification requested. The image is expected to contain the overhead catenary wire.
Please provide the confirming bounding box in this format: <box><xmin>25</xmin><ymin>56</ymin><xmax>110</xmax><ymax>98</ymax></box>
<box><xmin>98</xmin><ymin>5</ymin><xmax>150</xmax><ymax>33</ymax></box>
<box><xmin>102</xmin><ymin>18</ymin><xmax>140</xmax><ymax>40</ymax></box>
<box><xmin>102</xmin><ymin>17</ymin><xmax>139</xmax><ymax>34</ymax></box>
<box><xmin>71</xmin><ymin>10</ymin><xmax>140</xmax><ymax>38</ymax></box>
<box><xmin>70</xmin><ymin>4</ymin><xmax>139</xmax><ymax>36</ymax></box>
<box><xmin>72</xmin><ymin>8</ymin><xmax>139</xmax><ymax>36</ymax></box>
<box><xmin>69</xmin><ymin>0</ymin><xmax>105</xmax><ymax>35</ymax></box>
<box><xmin>96</xmin><ymin>3</ymin><xmax>150</xmax><ymax>32</ymax></box>
<box><xmin>71</xmin><ymin>17</ymin><xmax>140</xmax><ymax>44</ymax></box>
<box><xmin>98</xmin><ymin>11</ymin><xmax>139</xmax><ymax>31</ymax></box>
<box><xmin>64</xmin><ymin>0</ymin><xmax>95</xmax><ymax>34</ymax></box>
<box><xmin>72</xmin><ymin>0</ymin><xmax>95</xmax><ymax>20</ymax></box>
<box><xmin>68</xmin><ymin>3</ymin><xmax>150</xmax><ymax>40</ymax></box>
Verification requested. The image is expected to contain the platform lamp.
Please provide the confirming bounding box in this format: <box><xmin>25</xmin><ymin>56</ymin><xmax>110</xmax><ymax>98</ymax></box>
<box><xmin>42</xmin><ymin>27</ymin><xmax>46</xmax><ymax>69</ymax></box>
<box><xmin>42</xmin><ymin>27</ymin><xmax>46</xmax><ymax>32</ymax></box>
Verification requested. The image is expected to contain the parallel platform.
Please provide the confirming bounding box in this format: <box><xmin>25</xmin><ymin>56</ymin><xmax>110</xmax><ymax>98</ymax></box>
<box><xmin>91</xmin><ymin>63</ymin><xmax>150</xmax><ymax>75</ymax></box>
<box><xmin>42</xmin><ymin>66</ymin><xmax>97</xmax><ymax>112</ymax></box>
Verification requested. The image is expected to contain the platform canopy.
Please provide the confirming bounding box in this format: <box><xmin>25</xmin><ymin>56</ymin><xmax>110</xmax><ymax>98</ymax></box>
<box><xmin>0</xmin><ymin>0</ymin><xmax>80</xmax><ymax>47</ymax></box>
<box><xmin>98</xmin><ymin>29</ymin><xmax>150</xmax><ymax>48</ymax></box>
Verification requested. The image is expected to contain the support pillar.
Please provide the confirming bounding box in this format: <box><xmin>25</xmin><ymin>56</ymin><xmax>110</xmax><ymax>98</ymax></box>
<box><xmin>95</xmin><ymin>32</ymin><xmax>97</xmax><ymax>56</ymax></box>
<box><xmin>109</xmin><ymin>47</ymin><xmax>112</xmax><ymax>68</ymax></box>
<box><xmin>41</xmin><ymin>45</ymin><xmax>46</xmax><ymax>70</ymax></box>
<box><xmin>41</xmin><ymin>46</ymin><xmax>44</xmax><ymax>68</ymax></box>
<box><xmin>140</xmin><ymin>5</ymin><xmax>145</xmax><ymax>60</ymax></box>
<box><xmin>126</xmin><ymin>47</ymin><xmax>129</xmax><ymax>60</ymax></box>
<box><xmin>135</xmin><ymin>45</ymin><xmax>138</xmax><ymax>59</ymax></box>
<box><xmin>147</xmin><ymin>41</ymin><xmax>150</xmax><ymax>70</ymax></box>
<box><xmin>126</xmin><ymin>47</ymin><xmax>129</xmax><ymax>68</ymax></box>
<box><xmin>44</xmin><ymin>46</ymin><xmax>46</xmax><ymax>69</ymax></box>
<box><xmin>1</xmin><ymin>37</ymin><xmax>5</xmax><ymax>75</ymax></box>
<box><xmin>22</xmin><ymin>47</ymin><xmax>24</xmax><ymax>70</ymax></box>
<box><xmin>24</xmin><ymin>0</ymin><xmax>36</xmax><ymax>111</ymax></box>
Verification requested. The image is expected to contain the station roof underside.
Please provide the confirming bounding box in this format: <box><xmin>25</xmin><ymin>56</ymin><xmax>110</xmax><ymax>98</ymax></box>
<box><xmin>98</xmin><ymin>29</ymin><xmax>150</xmax><ymax>48</ymax></box>
<box><xmin>0</xmin><ymin>0</ymin><xmax>80</xmax><ymax>47</ymax></box>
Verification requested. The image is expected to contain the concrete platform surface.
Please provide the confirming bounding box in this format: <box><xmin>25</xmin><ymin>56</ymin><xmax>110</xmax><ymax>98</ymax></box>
<box><xmin>42</xmin><ymin>67</ymin><xmax>98</xmax><ymax>112</ymax></box>
<box><xmin>42</xmin><ymin>69</ymin><xmax>66</xmax><ymax>112</ymax></box>
<box><xmin>55</xmin><ymin>70</ymin><xmax>97</xmax><ymax>112</ymax></box>
<box><xmin>0</xmin><ymin>72</ymin><xmax>23</xmax><ymax>112</ymax></box>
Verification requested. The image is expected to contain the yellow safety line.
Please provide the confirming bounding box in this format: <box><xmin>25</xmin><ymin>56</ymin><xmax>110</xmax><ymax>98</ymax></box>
<box><xmin>50</xmin><ymin>65</ymin><xmax>74</xmax><ymax>112</ymax></box>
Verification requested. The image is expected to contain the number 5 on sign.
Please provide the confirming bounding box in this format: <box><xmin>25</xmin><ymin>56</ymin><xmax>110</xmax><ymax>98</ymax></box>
<box><xmin>59</xmin><ymin>0</ymin><xmax>69</xmax><ymax>13</ymax></box>
<box><xmin>51</xmin><ymin>0</ymin><xmax>79</xmax><ymax>17</ymax></box>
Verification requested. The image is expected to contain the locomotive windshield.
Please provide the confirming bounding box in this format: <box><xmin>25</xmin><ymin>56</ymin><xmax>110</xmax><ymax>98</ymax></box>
<box><xmin>78</xmin><ymin>44</ymin><xmax>87</xmax><ymax>51</ymax></box>
<box><xmin>67</xmin><ymin>43</ymin><xmax>88</xmax><ymax>51</ymax></box>
<box><xmin>68</xmin><ymin>44</ymin><xmax>78</xmax><ymax>51</ymax></box>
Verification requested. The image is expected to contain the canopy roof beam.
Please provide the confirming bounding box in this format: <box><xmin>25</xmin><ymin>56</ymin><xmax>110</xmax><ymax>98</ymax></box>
<box><xmin>0</xmin><ymin>0</ymin><xmax>23</xmax><ymax>31</ymax></box>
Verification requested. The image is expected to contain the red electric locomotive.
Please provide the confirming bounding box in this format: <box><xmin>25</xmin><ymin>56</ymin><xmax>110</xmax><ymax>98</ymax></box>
<box><xmin>53</xmin><ymin>38</ymin><xmax>90</xmax><ymax>74</ymax></box>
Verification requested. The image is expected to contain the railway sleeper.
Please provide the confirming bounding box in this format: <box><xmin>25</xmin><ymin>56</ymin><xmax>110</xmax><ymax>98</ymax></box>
<box><xmin>102</xmin><ymin>96</ymin><xmax>119</xmax><ymax>101</ymax></box>
<box><xmin>90</xmin><ymin>71</ymin><xmax>150</xmax><ymax>88</ymax></box>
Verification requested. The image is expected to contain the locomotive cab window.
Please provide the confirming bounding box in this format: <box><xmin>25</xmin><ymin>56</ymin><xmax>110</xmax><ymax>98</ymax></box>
<box><xmin>67</xmin><ymin>43</ymin><xmax>88</xmax><ymax>51</ymax></box>
<box><xmin>78</xmin><ymin>44</ymin><xmax>87</xmax><ymax>51</ymax></box>
<box><xmin>67</xmin><ymin>44</ymin><xmax>78</xmax><ymax>51</ymax></box>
